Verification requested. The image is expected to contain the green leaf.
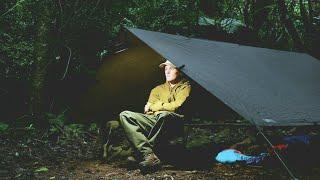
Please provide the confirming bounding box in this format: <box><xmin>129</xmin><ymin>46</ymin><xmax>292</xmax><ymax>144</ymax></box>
<box><xmin>34</xmin><ymin>167</ymin><xmax>49</xmax><ymax>173</ymax></box>
<box><xmin>0</xmin><ymin>122</ymin><xmax>9</xmax><ymax>132</ymax></box>
<box><xmin>26</xmin><ymin>123</ymin><xmax>35</xmax><ymax>131</ymax></box>
<box><xmin>220</xmin><ymin>18</ymin><xmax>245</xmax><ymax>34</ymax></box>
<box><xmin>89</xmin><ymin>123</ymin><xmax>98</xmax><ymax>132</ymax></box>
<box><xmin>198</xmin><ymin>16</ymin><xmax>216</xmax><ymax>26</ymax></box>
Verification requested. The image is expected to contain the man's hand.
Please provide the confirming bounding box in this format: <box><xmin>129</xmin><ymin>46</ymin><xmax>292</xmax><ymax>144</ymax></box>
<box><xmin>144</xmin><ymin>103</ymin><xmax>151</xmax><ymax>114</ymax></box>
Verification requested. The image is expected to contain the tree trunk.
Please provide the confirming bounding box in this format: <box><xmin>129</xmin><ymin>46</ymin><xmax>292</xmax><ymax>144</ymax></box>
<box><xmin>252</xmin><ymin>0</ymin><xmax>273</xmax><ymax>31</ymax></box>
<box><xmin>29</xmin><ymin>2</ymin><xmax>51</xmax><ymax>129</ymax></box>
<box><xmin>187</xmin><ymin>0</ymin><xmax>199</xmax><ymax>35</ymax></box>
<box><xmin>306</xmin><ymin>0</ymin><xmax>319</xmax><ymax>58</ymax></box>
<box><xmin>299</xmin><ymin>0</ymin><xmax>311</xmax><ymax>34</ymax></box>
<box><xmin>277</xmin><ymin>0</ymin><xmax>305</xmax><ymax>50</ymax></box>
<box><xmin>243</xmin><ymin>0</ymin><xmax>250</xmax><ymax>26</ymax></box>
<box><xmin>307</xmin><ymin>0</ymin><xmax>313</xmax><ymax>24</ymax></box>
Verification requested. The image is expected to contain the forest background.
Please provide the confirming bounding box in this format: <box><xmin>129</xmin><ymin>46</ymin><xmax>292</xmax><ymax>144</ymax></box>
<box><xmin>1</xmin><ymin>0</ymin><xmax>319</xmax><ymax>139</ymax></box>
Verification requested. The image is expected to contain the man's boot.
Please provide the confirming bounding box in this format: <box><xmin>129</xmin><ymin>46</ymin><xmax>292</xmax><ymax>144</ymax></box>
<box><xmin>139</xmin><ymin>153</ymin><xmax>161</xmax><ymax>170</ymax></box>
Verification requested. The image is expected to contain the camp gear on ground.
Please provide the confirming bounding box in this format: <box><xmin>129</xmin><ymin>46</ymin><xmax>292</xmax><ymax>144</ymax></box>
<box><xmin>264</xmin><ymin>135</ymin><xmax>320</xmax><ymax>171</ymax></box>
<box><xmin>269</xmin><ymin>135</ymin><xmax>320</xmax><ymax>155</ymax></box>
<box><xmin>283</xmin><ymin>135</ymin><xmax>312</xmax><ymax>145</ymax></box>
<box><xmin>270</xmin><ymin>144</ymin><xmax>288</xmax><ymax>153</ymax></box>
<box><xmin>215</xmin><ymin>149</ymin><xmax>268</xmax><ymax>165</ymax></box>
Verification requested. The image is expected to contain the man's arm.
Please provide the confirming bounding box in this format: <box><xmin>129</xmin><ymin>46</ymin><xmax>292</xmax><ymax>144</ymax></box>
<box><xmin>144</xmin><ymin>87</ymin><xmax>160</xmax><ymax>113</ymax></box>
<box><xmin>147</xmin><ymin>87</ymin><xmax>159</xmax><ymax>104</ymax></box>
<box><xmin>149</xmin><ymin>85</ymin><xmax>191</xmax><ymax>112</ymax></box>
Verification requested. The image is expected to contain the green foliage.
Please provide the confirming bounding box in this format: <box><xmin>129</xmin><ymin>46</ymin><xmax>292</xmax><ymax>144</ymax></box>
<box><xmin>1</xmin><ymin>0</ymin><xmax>316</xmax><ymax>81</ymax></box>
<box><xmin>47</xmin><ymin>112</ymin><xmax>88</xmax><ymax>139</ymax></box>
<box><xmin>186</xmin><ymin>128</ymin><xmax>212</xmax><ymax>149</ymax></box>
<box><xmin>64</xmin><ymin>124</ymin><xmax>85</xmax><ymax>138</ymax></box>
<box><xmin>122</xmin><ymin>18</ymin><xmax>136</xmax><ymax>28</ymax></box>
<box><xmin>127</xmin><ymin>0</ymin><xmax>199</xmax><ymax>34</ymax></box>
<box><xmin>220</xmin><ymin>18</ymin><xmax>245</xmax><ymax>34</ymax></box>
<box><xmin>198</xmin><ymin>16</ymin><xmax>245</xmax><ymax>34</ymax></box>
<box><xmin>97</xmin><ymin>49</ymin><xmax>109</xmax><ymax>60</ymax></box>
<box><xmin>26</xmin><ymin>123</ymin><xmax>35</xmax><ymax>131</ymax></box>
<box><xmin>47</xmin><ymin>112</ymin><xmax>65</xmax><ymax>134</ymax></box>
<box><xmin>0</xmin><ymin>122</ymin><xmax>9</xmax><ymax>133</ymax></box>
<box><xmin>198</xmin><ymin>16</ymin><xmax>216</xmax><ymax>26</ymax></box>
<box><xmin>89</xmin><ymin>123</ymin><xmax>98</xmax><ymax>133</ymax></box>
<box><xmin>1</xmin><ymin>0</ymin><xmax>36</xmax><ymax>80</ymax></box>
<box><xmin>1</xmin><ymin>0</ymin><xmax>319</xmax><ymax>82</ymax></box>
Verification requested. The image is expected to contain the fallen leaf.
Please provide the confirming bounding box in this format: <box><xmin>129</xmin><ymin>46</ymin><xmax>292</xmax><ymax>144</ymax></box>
<box><xmin>34</xmin><ymin>167</ymin><xmax>49</xmax><ymax>173</ymax></box>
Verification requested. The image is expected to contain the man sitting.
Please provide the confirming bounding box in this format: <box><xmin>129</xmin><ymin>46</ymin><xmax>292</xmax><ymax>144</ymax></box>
<box><xmin>119</xmin><ymin>60</ymin><xmax>191</xmax><ymax>170</ymax></box>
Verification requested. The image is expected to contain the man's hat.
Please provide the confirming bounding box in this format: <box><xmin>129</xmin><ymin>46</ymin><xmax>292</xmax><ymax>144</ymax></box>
<box><xmin>159</xmin><ymin>60</ymin><xmax>176</xmax><ymax>68</ymax></box>
<box><xmin>159</xmin><ymin>60</ymin><xmax>185</xmax><ymax>70</ymax></box>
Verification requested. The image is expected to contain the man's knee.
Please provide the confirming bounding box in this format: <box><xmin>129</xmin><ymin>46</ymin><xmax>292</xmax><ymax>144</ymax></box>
<box><xmin>119</xmin><ymin>110</ymin><xmax>139</xmax><ymax>125</ymax></box>
<box><xmin>119</xmin><ymin>110</ymin><xmax>130</xmax><ymax>124</ymax></box>
<box><xmin>157</xmin><ymin>111</ymin><xmax>179</xmax><ymax>122</ymax></box>
<box><xmin>119</xmin><ymin>110</ymin><xmax>129</xmax><ymax>117</ymax></box>
<box><xmin>119</xmin><ymin>110</ymin><xmax>135</xmax><ymax>118</ymax></box>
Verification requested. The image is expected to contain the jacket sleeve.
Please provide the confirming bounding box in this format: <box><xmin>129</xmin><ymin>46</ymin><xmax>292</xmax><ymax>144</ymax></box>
<box><xmin>147</xmin><ymin>87</ymin><xmax>160</xmax><ymax>105</ymax></box>
<box><xmin>150</xmin><ymin>84</ymin><xmax>191</xmax><ymax>112</ymax></box>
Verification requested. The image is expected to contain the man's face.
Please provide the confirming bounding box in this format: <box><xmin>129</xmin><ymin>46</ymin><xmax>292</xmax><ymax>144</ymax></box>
<box><xmin>164</xmin><ymin>65</ymin><xmax>179</xmax><ymax>82</ymax></box>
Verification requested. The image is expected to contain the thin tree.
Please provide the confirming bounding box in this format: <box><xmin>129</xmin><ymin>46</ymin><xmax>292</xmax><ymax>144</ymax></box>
<box><xmin>277</xmin><ymin>0</ymin><xmax>305</xmax><ymax>50</ymax></box>
<box><xmin>30</xmin><ymin>1</ymin><xmax>52</xmax><ymax>129</ymax></box>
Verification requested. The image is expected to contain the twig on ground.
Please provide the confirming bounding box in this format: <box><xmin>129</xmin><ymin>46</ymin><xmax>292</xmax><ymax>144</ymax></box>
<box><xmin>105</xmin><ymin>172</ymin><xmax>120</xmax><ymax>177</ymax></box>
<box><xmin>84</xmin><ymin>132</ymin><xmax>98</xmax><ymax>139</ymax></box>
<box><xmin>33</xmin><ymin>138</ymin><xmax>46</xmax><ymax>143</ymax></box>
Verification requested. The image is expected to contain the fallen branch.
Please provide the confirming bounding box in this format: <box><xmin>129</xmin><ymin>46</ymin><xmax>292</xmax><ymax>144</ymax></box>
<box><xmin>60</xmin><ymin>45</ymin><xmax>72</xmax><ymax>80</ymax></box>
<box><xmin>84</xmin><ymin>132</ymin><xmax>98</xmax><ymax>139</ymax></box>
<box><xmin>105</xmin><ymin>172</ymin><xmax>119</xmax><ymax>177</ymax></box>
<box><xmin>1</xmin><ymin>0</ymin><xmax>26</xmax><ymax>17</ymax></box>
<box><xmin>33</xmin><ymin>138</ymin><xmax>46</xmax><ymax>143</ymax></box>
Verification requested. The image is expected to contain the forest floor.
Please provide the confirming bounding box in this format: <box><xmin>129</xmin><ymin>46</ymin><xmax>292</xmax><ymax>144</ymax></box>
<box><xmin>1</xmin><ymin>123</ymin><xmax>320</xmax><ymax>180</ymax></box>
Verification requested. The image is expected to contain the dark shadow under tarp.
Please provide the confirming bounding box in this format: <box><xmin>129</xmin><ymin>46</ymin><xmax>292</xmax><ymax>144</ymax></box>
<box><xmin>126</xmin><ymin>28</ymin><xmax>320</xmax><ymax>126</ymax></box>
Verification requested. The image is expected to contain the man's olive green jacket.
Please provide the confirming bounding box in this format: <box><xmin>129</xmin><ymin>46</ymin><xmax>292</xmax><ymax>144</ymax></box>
<box><xmin>147</xmin><ymin>79</ymin><xmax>191</xmax><ymax>114</ymax></box>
